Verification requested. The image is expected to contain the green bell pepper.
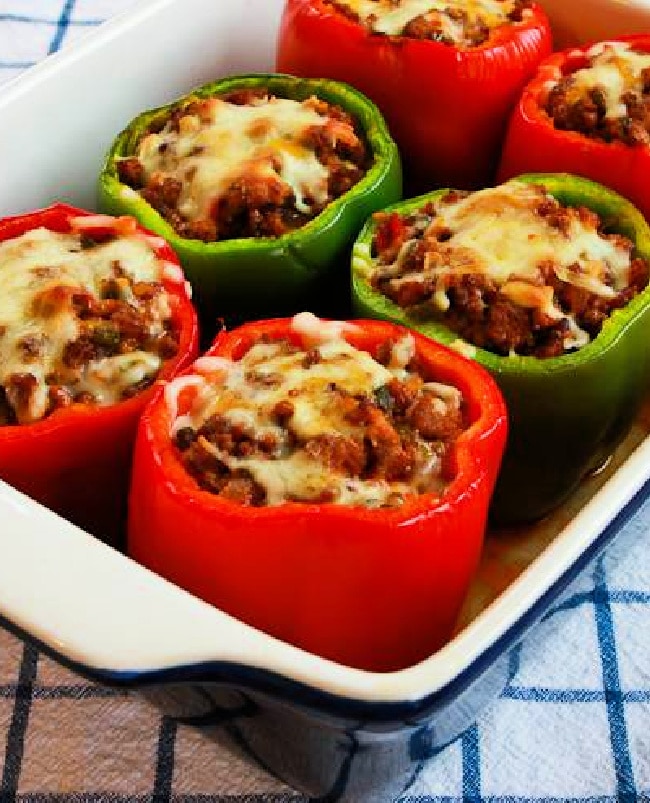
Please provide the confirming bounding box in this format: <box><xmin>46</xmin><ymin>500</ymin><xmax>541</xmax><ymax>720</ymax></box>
<box><xmin>99</xmin><ymin>73</ymin><xmax>402</xmax><ymax>323</ymax></box>
<box><xmin>352</xmin><ymin>174</ymin><xmax>650</xmax><ymax>524</ymax></box>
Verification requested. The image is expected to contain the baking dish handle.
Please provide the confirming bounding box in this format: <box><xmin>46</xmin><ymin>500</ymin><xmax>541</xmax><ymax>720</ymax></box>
<box><xmin>0</xmin><ymin>480</ymin><xmax>351</xmax><ymax>683</ymax></box>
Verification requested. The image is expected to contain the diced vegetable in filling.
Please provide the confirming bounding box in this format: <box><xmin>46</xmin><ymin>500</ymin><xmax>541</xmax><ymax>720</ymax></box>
<box><xmin>118</xmin><ymin>90</ymin><xmax>369</xmax><ymax>242</ymax></box>
<box><xmin>366</xmin><ymin>180</ymin><xmax>649</xmax><ymax>357</ymax></box>
<box><xmin>0</xmin><ymin>224</ymin><xmax>178</xmax><ymax>425</ymax></box>
<box><xmin>545</xmin><ymin>41</ymin><xmax>650</xmax><ymax>146</ymax></box>
<box><xmin>325</xmin><ymin>0</ymin><xmax>531</xmax><ymax>47</ymax></box>
<box><xmin>170</xmin><ymin>317</ymin><xmax>466</xmax><ymax>507</ymax></box>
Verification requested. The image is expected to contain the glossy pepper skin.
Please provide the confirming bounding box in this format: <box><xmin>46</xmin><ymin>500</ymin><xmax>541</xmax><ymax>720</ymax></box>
<box><xmin>99</xmin><ymin>73</ymin><xmax>402</xmax><ymax>325</ymax></box>
<box><xmin>276</xmin><ymin>0</ymin><xmax>552</xmax><ymax>191</ymax></box>
<box><xmin>128</xmin><ymin>317</ymin><xmax>507</xmax><ymax>672</ymax></box>
<box><xmin>352</xmin><ymin>174</ymin><xmax>650</xmax><ymax>524</ymax></box>
<box><xmin>0</xmin><ymin>204</ymin><xmax>199</xmax><ymax>545</ymax></box>
<box><xmin>498</xmin><ymin>37</ymin><xmax>650</xmax><ymax>222</ymax></box>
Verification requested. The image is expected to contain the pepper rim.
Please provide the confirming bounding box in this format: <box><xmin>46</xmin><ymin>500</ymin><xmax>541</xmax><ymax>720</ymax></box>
<box><xmin>516</xmin><ymin>35</ymin><xmax>650</xmax><ymax>159</ymax></box>
<box><xmin>352</xmin><ymin>173</ymin><xmax>650</xmax><ymax>376</ymax></box>
<box><xmin>99</xmin><ymin>72</ymin><xmax>400</xmax><ymax>262</ymax></box>
<box><xmin>287</xmin><ymin>0</ymin><xmax>550</xmax><ymax>57</ymax></box>
<box><xmin>144</xmin><ymin>316</ymin><xmax>507</xmax><ymax>525</ymax></box>
<box><xmin>0</xmin><ymin>203</ymin><xmax>199</xmax><ymax>442</ymax></box>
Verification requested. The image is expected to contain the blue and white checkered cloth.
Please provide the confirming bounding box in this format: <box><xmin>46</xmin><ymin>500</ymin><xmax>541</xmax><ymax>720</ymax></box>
<box><xmin>1</xmin><ymin>3</ymin><xmax>650</xmax><ymax>800</ymax></box>
<box><xmin>0</xmin><ymin>1</ymin><xmax>135</xmax><ymax>85</ymax></box>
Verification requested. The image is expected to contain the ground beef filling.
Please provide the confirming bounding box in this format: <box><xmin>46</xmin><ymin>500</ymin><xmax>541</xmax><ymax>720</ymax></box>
<box><xmin>369</xmin><ymin>184</ymin><xmax>649</xmax><ymax>358</ymax></box>
<box><xmin>118</xmin><ymin>90</ymin><xmax>370</xmax><ymax>243</ymax></box>
<box><xmin>0</xmin><ymin>230</ymin><xmax>179</xmax><ymax>426</ymax></box>
<box><xmin>325</xmin><ymin>0</ymin><xmax>531</xmax><ymax>47</ymax></box>
<box><xmin>545</xmin><ymin>43</ymin><xmax>650</xmax><ymax>146</ymax></box>
<box><xmin>172</xmin><ymin>336</ymin><xmax>466</xmax><ymax>507</ymax></box>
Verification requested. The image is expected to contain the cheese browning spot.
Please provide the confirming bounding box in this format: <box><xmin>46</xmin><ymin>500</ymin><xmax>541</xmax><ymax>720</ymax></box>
<box><xmin>370</xmin><ymin>181</ymin><xmax>649</xmax><ymax>358</ymax></box>
<box><xmin>326</xmin><ymin>0</ymin><xmax>530</xmax><ymax>46</ymax></box>
<box><xmin>171</xmin><ymin>326</ymin><xmax>465</xmax><ymax>508</ymax></box>
<box><xmin>546</xmin><ymin>42</ymin><xmax>650</xmax><ymax>146</ymax></box>
<box><xmin>0</xmin><ymin>227</ymin><xmax>179</xmax><ymax>425</ymax></box>
<box><xmin>118</xmin><ymin>90</ymin><xmax>369</xmax><ymax>242</ymax></box>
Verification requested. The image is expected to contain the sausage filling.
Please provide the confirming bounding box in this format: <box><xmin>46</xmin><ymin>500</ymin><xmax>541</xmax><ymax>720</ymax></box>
<box><xmin>366</xmin><ymin>181</ymin><xmax>649</xmax><ymax>358</ymax></box>
<box><xmin>171</xmin><ymin>319</ymin><xmax>466</xmax><ymax>507</ymax></box>
<box><xmin>325</xmin><ymin>0</ymin><xmax>531</xmax><ymax>47</ymax></box>
<box><xmin>545</xmin><ymin>41</ymin><xmax>650</xmax><ymax>146</ymax></box>
<box><xmin>118</xmin><ymin>90</ymin><xmax>369</xmax><ymax>242</ymax></box>
<box><xmin>0</xmin><ymin>225</ymin><xmax>179</xmax><ymax>425</ymax></box>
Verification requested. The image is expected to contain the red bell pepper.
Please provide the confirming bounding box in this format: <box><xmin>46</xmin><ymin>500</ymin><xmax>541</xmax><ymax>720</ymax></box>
<box><xmin>276</xmin><ymin>0</ymin><xmax>552</xmax><ymax>190</ymax></box>
<box><xmin>128</xmin><ymin>316</ymin><xmax>507</xmax><ymax>672</ymax></box>
<box><xmin>0</xmin><ymin>204</ymin><xmax>199</xmax><ymax>545</ymax></box>
<box><xmin>498</xmin><ymin>36</ymin><xmax>650</xmax><ymax>221</ymax></box>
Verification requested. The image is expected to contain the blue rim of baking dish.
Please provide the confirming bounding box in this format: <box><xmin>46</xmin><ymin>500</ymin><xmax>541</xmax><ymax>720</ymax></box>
<box><xmin>1</xmin><ymin>472</ymin><xmax>648</xmax><ymax>728</ymax></box>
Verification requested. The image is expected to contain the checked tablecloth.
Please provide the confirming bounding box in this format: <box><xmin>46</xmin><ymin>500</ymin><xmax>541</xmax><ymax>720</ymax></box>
<box><xmin>1</xmin><ymin>2</ymin><xmax>650</xmax><ymax>801</ymax></box>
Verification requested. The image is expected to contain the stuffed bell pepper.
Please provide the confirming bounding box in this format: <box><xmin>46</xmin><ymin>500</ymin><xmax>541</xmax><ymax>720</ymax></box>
<box><xmin>128</xmin><ymin>313</ymin><xmax>507</xmax><ymax>671</ymax></box>
<box><xmin>499</xmin><ymin>37</ymin><xmax>650</xmax><ymax>222</ymax></box>
<box><xmin>99</xmin><ymin>73</ymin><xmax>401</xmax><ymax>324</ymax></box>
<box><xmin>352</xmin><ymin>174</ymin><xmax>650</xmax><ymax>523</ymax></box>
<box><xmin>0</xmin><ymin>204</ymin><xmax>199</xmax><ymax>543</ymax></box>
<box><xmin>276</xmin><ymin>0</ymin><xmax>552</xmax><ymax>190</ymax></box>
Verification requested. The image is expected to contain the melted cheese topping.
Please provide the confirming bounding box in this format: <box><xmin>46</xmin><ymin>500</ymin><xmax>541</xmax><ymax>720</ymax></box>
<box><xmin>373</xmin><ymin>181</ymin><xmax>634</xmax><ymax>350</ymax></box>
<box><xmin>330</xmin><ymin>0</ymin><xmax>518</xmax><ymax>41</ymax></box>
<box><xmin>170</xmin><ymin>319</ymin><xmax>461</xmax><ymax>507</ymax></box>
<box><xmin>0</xmin><ymin>228</ymin><xmax>169</xmax><ymax>422</ymax></box>
<box><xmin>135</xmin><ymin>96</ymin><xmax>336</xmax><ymax>223</ymax></box>
<box><xmin>565</xmin><ymin>42</ymin><xmax>650</xmax><ymax>120</ymax></box>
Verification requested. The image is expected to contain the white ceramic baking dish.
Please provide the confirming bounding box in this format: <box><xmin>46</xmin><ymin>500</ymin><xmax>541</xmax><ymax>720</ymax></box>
<box><xmin>542</xmin><ymin>0</ymin><xmax>650</xmax><ymax>47</ymax></box>
<box><xmin>1</xmin><ymin>1</ymin><xmax>650</xmax><ymax>799</ymax></box>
